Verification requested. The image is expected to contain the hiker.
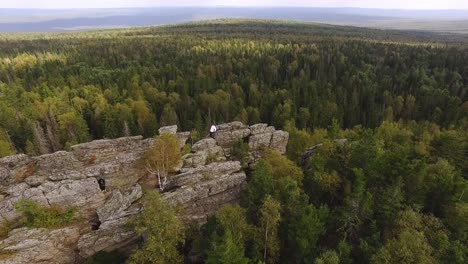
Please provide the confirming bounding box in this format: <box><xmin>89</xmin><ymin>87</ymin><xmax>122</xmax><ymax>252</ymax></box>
<box><xmin>97</xmin><ymin>176</ymin><xmax>106</xmax><ymax>191</ymax></box>
<box><xmin>210</xmin><ymin>124</ymin><xmax>217</xmax><ymax>138</ymax></box>
<box><xmin>97</xmin><ymin>168</ymin><xmax>106</xmax><ymax>191</ymax></box>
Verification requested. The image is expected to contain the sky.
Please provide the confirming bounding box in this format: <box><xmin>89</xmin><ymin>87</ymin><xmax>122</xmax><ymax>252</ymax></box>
<box><xmin>2</xmin><ymin>0</ymin><xmax>468</xmax><ymax>10</ymax></box>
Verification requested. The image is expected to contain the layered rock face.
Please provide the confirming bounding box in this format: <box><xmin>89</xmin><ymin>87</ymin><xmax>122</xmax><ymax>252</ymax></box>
<box><xmin>0</xmin><ymin>122</ymin><xmax>288</xmax><ymax>264</ymax></box>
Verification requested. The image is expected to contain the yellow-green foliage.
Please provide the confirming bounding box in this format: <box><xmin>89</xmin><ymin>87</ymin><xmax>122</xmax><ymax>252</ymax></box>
<box><xmin>312</xmin><ymin>170</ymin><xmax>342</xmax><ymax>194</ymax></box>
<box><xmin>264</xmin><ymin>149</ymin><xmax>303</xmax><ymax>184</ymax></box>
<box><xmin>0</xmin><ymin>219</ymin><xmax>21</xmax><ymax>239</ymax></box>
<box><xmin>0</xmin><ymin>140</ymin><xmax>15</xmax><ymax>158</ymax></box>
<box><xmin>181</xmin><ymin>144</ymin><xmax>192</xmax><ymax>156</ymax></box>
<box><xmin>128</xmin><ymin>191</ymin><xmax>184</xmax><ymax>264</ymax></box>
<box><xmin>0</xmin><ymin>128</ymin><xmax>15</xmax><ymax>158</ymax></box>
<box><xmin>231</xmin><ymin>139</ymin><xmax>250</xmax><ymax>167</ymax></box>
<box><xmin>145</xmin><ymin>132</ymin><xmax>181</xmax><ymax>174</ymax></box>
<box><xmin>0</xmin><ymin>223</ymin><xmax>11</xmax><ymax>239</ymax></box>
<box><xmin>205</xmin><ymin>152</ymin><xmax>218</xmax><ymax>165</ymax></box>
<box><xmin>0</xmin><ymin>20</ymin><xmax>465</xmax><ymax>157</ymax></box>
<box><xmin>14</xmin><ymin>199</ymin><xmax>75</xmax><ymax>229</ymax></box>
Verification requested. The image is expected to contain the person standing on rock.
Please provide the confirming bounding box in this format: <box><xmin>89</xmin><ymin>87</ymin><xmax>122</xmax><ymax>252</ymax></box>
<box><xmin>210</xmin><ymin>124</ymin><xmax>217</xmax><ymax>138</ymax></box>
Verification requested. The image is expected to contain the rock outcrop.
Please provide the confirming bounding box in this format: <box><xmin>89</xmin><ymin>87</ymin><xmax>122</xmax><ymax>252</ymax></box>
<box><xmin>0</xmin><ymin>227</ymin><xmax>80</xmax><ymax>264</ymax></box>
<box><xmin>0</xmin><ymin>122</ymin><xmax>288</xmax><ymax>263</ymax></box>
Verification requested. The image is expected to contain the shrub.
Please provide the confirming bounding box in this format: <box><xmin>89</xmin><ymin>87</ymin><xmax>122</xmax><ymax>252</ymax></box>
<box><xmin>0</xmin><ymin>218</ymin><xmax>22</xmax><ymax>239</ymax></box>
<box><xmin>0</xmin><ymin>140</ymin><xmax>15</xmax><ymax>158</ymax></box>
<box><xmin>14</xmin><ymin>199</ymin><xmax>75</xmax><ymax>229</ymax></box>
<box><xmin>0</xmin><ymin>223</ymin><xmax>11</xmax><ymax>239</ymax></box>
<box><xmin>85</xmin><ymin>250</ymin><xmax>127</xmax><ymax>264</ymax></box>
<box><xmin>181</xmin><ymin>144</ymin><xmax>192</xmax><ymax>156</ymax></box>
<box><xmin>206</xmin><ymin>151</ymin><xmax>218</xmax><ymax>164</ymax></box>
<box><xmin>127</xmin><ymin>191</ymin><xmax>184</xmax><ymax>264</ymax></box>
<box><xmin>231</xmin><ymin>139</ymin><xmax>250</xmax><ymax>167</ymax></box>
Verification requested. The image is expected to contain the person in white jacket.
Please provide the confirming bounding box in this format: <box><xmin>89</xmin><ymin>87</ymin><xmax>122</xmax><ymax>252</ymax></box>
<box><xmin>210</xmin><ymin>124</ymin><xmax>217</xmax><ymax>138</ymax></box>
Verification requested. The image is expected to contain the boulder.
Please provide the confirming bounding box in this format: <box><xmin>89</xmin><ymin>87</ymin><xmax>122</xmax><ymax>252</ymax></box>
<box><xmin>249</xmin><ymin>130</ymin><xmax>273</xmax><ymax>150</ymax></box>
<box><xmin>182</xmin><ymin>152</ymin><xmax>208</xmax><ymax>168</ymax></box>
<box><xmin>39</xmin><ymin>178</ymin><xmax>105</xmax><ymax>216</ymax></box>
<box><xmin>183</xmin><ymin>138</ymin><xmax>224</xmax><ymax>168</ymax></box>
<box><xmin>34</xmin><ymin>151</ymin><xmax>84</xmax><ymax>181</ymax></box>
<box><xmin>0</xmin><ymin>183</ymin><xmax>49</xmax><ymax>223</ymax></box>
<box><xmin>0</xmin><ymin>154</ymin><xmax>31</xmax><ymax>168</ymax></box>
<box><xmin>249</xmin><ymin>123</ymin><xmax>275</xmax><ymax>135</ymax></box>
<box><xmin>248</xmin><ymin>125</ymin><xmax>275</xmax><ymax>161</ymax></box>
<box><xmin>157</xmin><ymin>126</ymin><xmax>190</xmax><ymax>149</ymax></box>
<box><xmin>270</xmin><ymin>130</ymin><xmax>289</xmax><ymax>154</ymax></box>
<box><xmin>0</xmin><ymin>154</ymin><xmax>34</xmax><ymax>191</ymax></box>
<box><xmin>163</xmin><ymin>168</ymin><xmax>246</xmax><ymax>223</ymax></box>
<box><xmin>24</xmin><ymin>176</ymin><xmax>47</xmax><ymax>188</ymax></box>
<box><xmin>158</xmin><ymin>125</ymin><xmax>178</xmax><ymax>135</ymax></box>
<box><xmin>169</xmin><ymin>161</ymin><xmax>242</xmax><ymax>189</ymax></box>
<box><xmin>177</xmin><ymin>131</ymin><xmax>190</xmax><ymax>149</ymax></box>
<box><xmin>70</xmin><ymin>136</ymin><xmax>147</xmax><ymax>162</ymax></box>
<box><xmin>191</xmin><ymin>138</ymin><xmax>217</xmax><ymax>152</ymax></box>
<box><xmin>97</xmin><ymin>184</ymin><xmax>142</xmax><ymax>223</ymax></box>
<box><xmin>216</xmin><ymin>121</ymin><xmax>246</xmax><ymax>131</ymax></box>
<box><xmin>0</xmin><ymin>227</ymin><xmax>80</xmax><ymax>264</ymax></box>
<box><xmin>213</xmin><ymin>122</ymin><xmax>251</xmax><ymax>156</ymax></box>
<box><xmin>78</xmin><ymin>207</ymin><xmax>140</xmax><ymax>258</ymax></box>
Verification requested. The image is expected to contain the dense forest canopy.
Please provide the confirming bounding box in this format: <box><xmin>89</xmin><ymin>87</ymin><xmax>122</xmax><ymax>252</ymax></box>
<box><xmin>0</xmin><ymin>19</ymin><xmax>466</xmax><ymax>264</ymax></box>
<box><xmin>181</xmin><ymin>121</ymin><xmax>467</xmax><ymax>264</ymax></box>
<box><xmin>0</xmin><ymin>19</ymin><xmax>467</xmax><ymax>155</ymax></box>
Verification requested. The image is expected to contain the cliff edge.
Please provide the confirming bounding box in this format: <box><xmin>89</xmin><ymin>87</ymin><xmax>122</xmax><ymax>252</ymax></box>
<box><xmin>0</xmin><ymin>122</ymin><xmax>288</xmax><ymax>264</ymax></box>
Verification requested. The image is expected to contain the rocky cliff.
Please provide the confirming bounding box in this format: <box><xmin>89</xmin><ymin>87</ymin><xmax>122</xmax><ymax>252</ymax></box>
<box><xmin>0</xmin><ymin>122</ymin><xmax>288</xmax><ymax>264</ymax></box>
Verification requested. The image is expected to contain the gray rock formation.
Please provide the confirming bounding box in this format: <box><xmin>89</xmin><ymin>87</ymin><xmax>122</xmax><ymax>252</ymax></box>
<box><xmin>270</xmin><ymin>130</ymin><xmax>289</xmax><ymax>155</ymax></box>
<box><xmin>77</xmin><ymin>215</ymin><xmax>139</xmax><ymax>258</ymax></box>
<box><xmin>177</xmin><ymin>131</ymin><xmax>190</xmax><ymax>149</ymax></box>
<box><xmin>97</xmin><ymin>184</ymin><xmax>142</xmax><ymax>223</ymax></box>
<box><xmin>158</xmin><ymin>125</ymin><xmax>190</xmax><ymax>149</ymax></box>
<box><xmin>182</xmin><ymin>138</ymin><xmax>225</xmax><ymax>168</ymax></box>
<box><xmin>0</xmin><ymin>227</ymin><xmax>80</xmax><ymax>264</ymax></box>
<box><xmin>212</xmin><ymin>122</ymin><xmax>288</xmax><ymax>159</ymax></box>
<box><xmin>158</xmin><ymin>125</ymin><xmax>178</xmax><ymax>135</ymax></box>
<box><xmin>0</xmin><ymin>122</ymin><xmax>288</xmax><ymax>263</ymax></box>
<box><xmin>213</xmin><ymin>121</ymin><xmax>251</xmax><ymax>156</ymax></box>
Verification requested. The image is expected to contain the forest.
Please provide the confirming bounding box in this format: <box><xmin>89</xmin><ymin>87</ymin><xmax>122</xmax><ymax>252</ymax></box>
<box><xmin>178</xmin><ymin>120</ymin><xmax>467</xmax><ymax>264</ymax></box>
<box><xmin>0</xmin><ymin>20</ymin><xmax>467</xmax><ymax>156</ymax></box>
<box><xmin>0</xmin><ymin>19</ymin><xmax>466</xmax><ymax>263</ymax></box>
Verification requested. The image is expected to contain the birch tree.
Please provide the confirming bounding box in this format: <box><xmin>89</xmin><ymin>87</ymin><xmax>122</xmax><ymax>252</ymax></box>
<box><xmin>145</xmin><ymin>132</ymin><xmax>181</xmax><ymax>191</ymax></box>
<box><xmin>128</xmin><ymin>191</ymin><xmax>184</xmax><ymax>264</ymax></box>
<box><xmin>260</xmin><ymin>195</ymin><xmax>281</xmax><ymax>264</ymax></box>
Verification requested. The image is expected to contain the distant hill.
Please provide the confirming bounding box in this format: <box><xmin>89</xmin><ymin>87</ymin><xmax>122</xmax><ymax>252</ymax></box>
<box><xmin>0</xmin><ymin>7</ymin><xmax>468</xmax><ymax>33</ymax></box>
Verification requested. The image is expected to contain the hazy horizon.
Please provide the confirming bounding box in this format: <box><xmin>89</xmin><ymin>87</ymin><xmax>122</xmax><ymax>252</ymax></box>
<box><xmin>1</xmin><ymin>4</ymin><xmax>468</xmax><ymax>33</ymax></box>
<box><xmin>3</xmin><ymin>0</ymin><xmax>468</xmax><ymax>10</ymax></box>
<box><xmin>2</xmin><ymin>7</ymin><xmax>468</xmax><ymax>11</ymax></box>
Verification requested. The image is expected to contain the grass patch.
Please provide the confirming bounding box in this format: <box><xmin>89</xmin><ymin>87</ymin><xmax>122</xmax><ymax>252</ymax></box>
<box><xmin>15</xmin><ymin>162</ymin><xmax>37</xmax><ymax>183</ymax></box>
<box><xmin>205</xmin><ymin>152</ymin><xmax>218</xmax><ymax>164</ymax></box>
<box><xmin>202</xmin><ymin>172</ymin><xmax>211</xmax><ymax>181</ymax></box>
<box><xmin>0</xmin><ymin>220</ymin><xmax>22</xmax><ymax>239</ymax></box>
<box><xmin>14</xmin><ymin>199</ymin><xmax>75</xmax><ymax>229</ymax></box>
<box><xmin>181</xmin><ymin>144</ymin><xmax>192</xmax><ymax>156</ymax></box>
<box><xmin>0</xmin><ymin>223</ymin><xmax>11</xmax><ymax>239</ymax></box>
